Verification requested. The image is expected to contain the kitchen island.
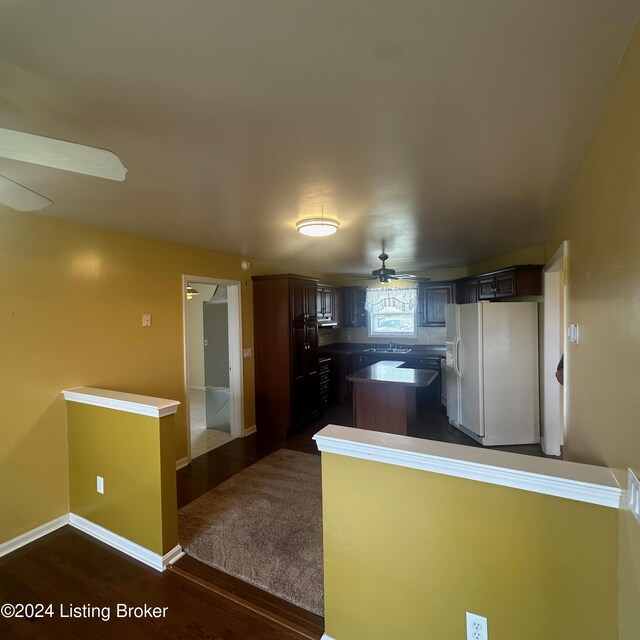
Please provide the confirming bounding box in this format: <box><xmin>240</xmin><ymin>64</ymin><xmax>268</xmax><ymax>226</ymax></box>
<box><xmin>346</xmin><ymin>361</ymin><xmax>438</xmax><ymax>435</ymax></box>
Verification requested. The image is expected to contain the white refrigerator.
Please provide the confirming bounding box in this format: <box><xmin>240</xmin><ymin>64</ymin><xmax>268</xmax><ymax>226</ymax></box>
<box><xmin>445</xmin><ymin>302</ymin><xmax>539</xmax><ymax>446</ymax></box>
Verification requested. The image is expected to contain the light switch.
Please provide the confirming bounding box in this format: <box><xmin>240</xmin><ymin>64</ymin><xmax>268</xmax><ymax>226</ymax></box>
<box><xmin>628</xmin><ymin>469</ymin><xmax>640</xmax><ymax>525</ymax></box>
<box><xmin>96</xmin><ymin>476</ymin><xmax>104</xmax><ymax>494</ymax></box>
<box><xmin>243</xmin><ymin>347</ymin><xmax>252</xmax><ymax>358</ymax></box>
<box><xmin>568</xmin><ymin>323</ymin><xmax>579</xmax><ymax>343</ymax></box>
<box><xmin>142</xmin><ymin>313</ymin><xmax>152</xmax><ymax>327</ymax></box>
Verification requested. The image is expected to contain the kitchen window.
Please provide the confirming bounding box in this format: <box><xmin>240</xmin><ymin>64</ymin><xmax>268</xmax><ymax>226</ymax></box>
<box><xmin>365</xmin><ymin>287</ymin><xmax>418</xmax><ymax>338</ymax></box>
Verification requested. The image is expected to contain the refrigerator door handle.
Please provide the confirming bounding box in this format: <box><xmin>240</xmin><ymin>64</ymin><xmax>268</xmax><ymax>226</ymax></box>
<box><xmin>453</xmin><ymin>336</ymin><xmax>462</xmax><ymax>378</ymax></box>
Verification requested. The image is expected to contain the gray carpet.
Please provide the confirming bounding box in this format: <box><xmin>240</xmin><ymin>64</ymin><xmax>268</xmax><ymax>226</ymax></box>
<box><xmin>178</xmin><ymin>449</ymin><xmax>324</xmax><ymax>615</ymax></box>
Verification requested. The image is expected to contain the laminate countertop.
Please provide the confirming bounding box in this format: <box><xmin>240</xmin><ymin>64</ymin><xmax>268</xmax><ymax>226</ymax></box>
<box><xmin>346</xmin><ymin>361</ymin><xmax>438</xmax><ymax>388</ymax></box>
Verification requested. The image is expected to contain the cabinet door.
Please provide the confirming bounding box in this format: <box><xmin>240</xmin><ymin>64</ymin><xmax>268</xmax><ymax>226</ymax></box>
<box><xmin>305</xmin><ymin>282</ymin><xmax>317</xmax><ymax>320</ymax></box>
<box><xmin>291</xmin><ymin>279</ymin><xmax>307</xmax><ymax>322</ymax></box>
<box><xmin>291</xmin><ymin>323</ymin><xmax>306</xmax><ymax>377</ymax></box>
<box><xmin>478</xmin><ymin>276</ymin><xmax>496</xmax><ymax>300</ymax></box>
<box><xmin>420</xmin><ymin>283</ymin><xmax>453</xmax><ymax>326</ymax></box>
<box><xmin>353</xmin><ymin>288</ymin><xmax>367</xmax><ymax>327</ymax></box>
<box><xmin>316</xmin><ymin>287</ymin><xmax>325</xmax><ymax>316</ymax></box>
<box><xmin>324</xmin><ymin>286</ymin><xmax>334</xmax><ymax>317</ymax></box>
<box><xmin>332</xmin><ymin>287</ymin><xmax>341</xmax><ymax>326</ymax></box>
<box><xmin>304</xmin><ymin>323</ymin><xmax>319</xmax><ymax>374</ymax></box>
<box><xmin>466</xmin><ymin>280</ymin><xmax>479</xmax><ymax>303</ymax></box>
<box><xmin>494</xmin><ymin>271</ymin><xmax>516</xmax><ymax>298</ymax></box>
<box><xmin>341</xmin><ymin>288</ymin><xmax>355</xmax><ymax>327</ymax></box>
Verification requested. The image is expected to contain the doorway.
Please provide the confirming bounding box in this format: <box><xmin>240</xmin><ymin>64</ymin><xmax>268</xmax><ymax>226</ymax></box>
<box><xmin>541</xmin><ymin>242</ymin><xmax>567</xmax><ymax>457</ymax></box>
<box><xmin>183</xmin><ymin>275</ymin><xmax>244</xmax><ymax>462</ymax></box>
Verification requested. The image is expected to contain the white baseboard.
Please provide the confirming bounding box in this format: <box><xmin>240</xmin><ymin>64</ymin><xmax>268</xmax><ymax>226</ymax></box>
<box><xmin>176</xmin><ymin>457</ymin><xmax>190</xmax><ymax>470</ymax></box>
<box><xmin>0</xmin><ymin>514</ymin><xmax>69</xmax><ymax>558</ymax></box>
<box><xmin>243</xmin><ymin>424</ymin><xmax>257</xmax><ymax>437</ymax></box>
<box><xmin>69</xmin><ymin>514</ymin><xmax>183</xmax><ymax>572</ymax></box>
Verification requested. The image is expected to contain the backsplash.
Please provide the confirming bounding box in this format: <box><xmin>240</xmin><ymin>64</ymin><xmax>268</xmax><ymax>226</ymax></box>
<box><xmin>318</xmin><ymin>326</ymin><xmax>446</xmax><ymax>346</ymax></box>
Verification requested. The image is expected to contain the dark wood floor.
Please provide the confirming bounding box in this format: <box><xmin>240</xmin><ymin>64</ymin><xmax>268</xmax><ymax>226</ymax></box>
<box><xmin>1</xmin><ymin>398</ymin><xmax>549</xmax><ymax>639</ymax></box>
<box><xmin>0</xmin><ymin>526</ymin><xmax>322</xmax><ymax>639</ymax></box>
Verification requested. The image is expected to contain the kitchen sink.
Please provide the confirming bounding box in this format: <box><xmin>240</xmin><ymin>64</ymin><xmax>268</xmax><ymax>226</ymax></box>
<box><xmin>364</xmin><ymin>347</ymin><xmax>412</xmax><ymax>354</ymax></box>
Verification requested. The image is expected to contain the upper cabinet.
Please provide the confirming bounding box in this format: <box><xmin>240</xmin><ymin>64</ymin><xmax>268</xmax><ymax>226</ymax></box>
<box><xmin>456</xmin><ymin>265</ymin><xmax>542</xmax><ymax>303</ymax></box>
<box><xmin>317</xmin><ymin>284</ymin><xmax>335</xmax><ymax>319</ymax></box>
<box><xmin>341</xmin><ymin>286</ymin><xmax>367</xmax><ymax>328</ymax></box>
<box><xmin>291</xmin><ymin>277</ymin><xmax>317</xmax><ymax>322</ymax></box>
<box><xmin>455</xmin><ymin>278</ymin><xmax>479</xmax><ymax>304</ymax></box>
<box><xmin>418</xmin><ymin>282</ymin><xmax>454</xmax><ymax>326</ymax></box>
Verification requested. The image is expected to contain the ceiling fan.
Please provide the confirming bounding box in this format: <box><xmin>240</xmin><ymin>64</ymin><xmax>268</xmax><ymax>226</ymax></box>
<box><xmin>0</xmin><ymin>127</ymin><xmax>127</xmax><ymax>212</ymax></box>
<box><xmin>369</xmin><ymin>252</ymin><xmax>430</xmax><ymax>284</ymax></box>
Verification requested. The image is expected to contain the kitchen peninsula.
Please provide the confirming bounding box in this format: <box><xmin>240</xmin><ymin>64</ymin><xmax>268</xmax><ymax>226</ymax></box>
<box><xmin>347</xmin><ymin>361</ymin><xmax>438</xmax><ymax>435</ymax></box>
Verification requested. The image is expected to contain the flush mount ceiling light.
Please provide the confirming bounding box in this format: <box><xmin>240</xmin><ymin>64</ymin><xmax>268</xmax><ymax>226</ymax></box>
<box><xmin>296</xmin><ymin>216</ymin><xmax>340</xmax><ymax>237</ymax></box>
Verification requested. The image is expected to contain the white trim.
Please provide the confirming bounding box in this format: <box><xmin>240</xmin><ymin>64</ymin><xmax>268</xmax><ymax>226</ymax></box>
<box><xmin>541</xmin><ymin>240</ymin><xmax>568</xmax><ymax>456</ymax></box>
<box><xmin>182</xmin><ymin>275</ymin><xmax>245</xmax><ymax>465</ymax></box>
<box><xmin>68</xmin><ymin>514</ymin><xmax>183</xmax><ymax>571</ymax></box>
<box><xmin>321</xmin><ymin>635</ymin><xmax>337</xmax><ymax>640</ymax></box>
<box><xmin>313</xmin><ymin>425</ymin><xmax>622</xmax><ymax>509</ymax></box>
<box><xmin>62</xmin><ymin>387</ymin><xmax>180</xmax><ymax>418</ymax></box>
<box><xmin>176</xmin><ymin>457</ymin><xmax>189</xmax><ymax>470</ymax></box>
<box><xmin>0</xmin><ymin>515</ymin><xmax>69</xmax><ymax>558</ymax></box>
<box><xmin>243</xmin><ymin>425</ymin><xmax>257</xmax><ymax>437</ymax></box>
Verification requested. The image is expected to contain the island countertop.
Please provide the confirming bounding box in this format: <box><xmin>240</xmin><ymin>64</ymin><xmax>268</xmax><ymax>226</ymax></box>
<box><xmin>346</xmin><ymin>360</ymin><xmax>438</xmax><ymax>388</ymax></box>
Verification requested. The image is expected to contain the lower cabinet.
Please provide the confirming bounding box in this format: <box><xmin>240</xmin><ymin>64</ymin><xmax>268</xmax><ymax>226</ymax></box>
<box><xmin>319</xmin><ymin>358</ymin><xmax>331</xmax><ymax>408</ymax></box>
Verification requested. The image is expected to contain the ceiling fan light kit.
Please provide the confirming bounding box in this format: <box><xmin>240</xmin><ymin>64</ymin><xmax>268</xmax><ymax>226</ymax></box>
<box><xmin>296</xmin><ymin>216</ymin><xmax>340</xmax><ymax>237</ymax></box>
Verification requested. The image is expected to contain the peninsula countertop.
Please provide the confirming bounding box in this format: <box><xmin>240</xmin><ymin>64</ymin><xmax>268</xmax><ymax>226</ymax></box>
<box><xmin>346</xmin><ymin>360</ymin><xmax>438</xmax><ymax>388</ymax></box>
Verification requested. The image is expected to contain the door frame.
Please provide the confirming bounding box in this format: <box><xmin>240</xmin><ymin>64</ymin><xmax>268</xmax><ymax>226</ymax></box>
<box><xmin>541</xmin><ymin>241</ymin><xmax>568</xmax><ymax>456</ymax></box>
<box><xmin>182</xmin><ymin>274</ymin><xmax>245</xmax><ymax>465</ymax></box>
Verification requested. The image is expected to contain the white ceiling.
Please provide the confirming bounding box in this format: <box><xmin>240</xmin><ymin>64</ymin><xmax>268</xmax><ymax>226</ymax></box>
<box><xmin>1</xmin><ymin>1</ymin><xmax>638</xmax><ymax>276</ymax></box>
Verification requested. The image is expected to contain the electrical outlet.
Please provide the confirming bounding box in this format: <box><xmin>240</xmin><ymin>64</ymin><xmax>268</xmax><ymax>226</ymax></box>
<box><xmin>466</xmin><ymin>612</ymin><xmax>488</xmax><ymax>640</ymax></box>
<box><xmin>243</xmin><ymin>347</ymin><xmax>252</xmax><ymax>358</ymax></box>
<box><xmin>142</xmin><ymin>313</ymin><xmax>152</xmax><ymax>327</ymax></box>
<box><xmin>96</xmin><ymin>476</ymin><xmax>104</xmax><ymax>494</ymax></box>
<box><xmin>628</xmin><ymin>468</ymin><xmax>640</xmax><ymax>524</ymax></box>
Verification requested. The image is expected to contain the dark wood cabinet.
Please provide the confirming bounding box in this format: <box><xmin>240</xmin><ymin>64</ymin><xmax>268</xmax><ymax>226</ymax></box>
<box><xmin>252</xmin><ymin>274</ymin><xmax>320</xmax><ymax>434</ymax></box>
<box><xmin>317</xmin><ymin>284</ymin><xmax>335</xmax><ymax>319</ymax></box>
<box><xmin>456</xmin><ymin>265</ymin><xmax>542</xmax><ymax>303</ymax></box>
<box><xmin>476</xmin><ymin>265</ymin><xmax>542</xmax><ymax>300</ymax></box>
<box><xmin>341</xmin><ymin>286</ymin><xmax>367</xmax><ymax>328</ymax></box>
<box><xmin>319</xmin><ymin>357</ymin><xmax>331</xmax><ymax>408</ymax></box>
<box><xmin>418</xmin><ymin>282</ymin><xmax>454</xmax><ymax>326</ymax></box>
<box><xmin>455</xmin><ymin>278</ymin><xmax>479</xmax><ymax>304</ymax></box>
<box><xmin>291</xmin><ymin>278</ymin><xmax>317</xmax><ymax>322</ymax></box>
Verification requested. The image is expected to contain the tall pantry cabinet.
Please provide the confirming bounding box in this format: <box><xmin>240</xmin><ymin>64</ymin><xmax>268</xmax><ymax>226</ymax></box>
<box><xmin>252</xmin><ymin>274</ymin><xmax>320</xmax><ymax>435</ymax></box>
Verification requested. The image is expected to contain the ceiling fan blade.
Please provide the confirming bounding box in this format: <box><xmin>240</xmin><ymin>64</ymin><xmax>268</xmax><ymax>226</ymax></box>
<box><xmin>0</xmin><ymin>175</ymin><xmax>52</xmax><ymax>211</ymax></box>
<box><xmin>0</xmin><ymin>128</ymin><xmax>127</xmax><ymax>181</ymax></box>
<box><xmin>396</xmin><ymin>274</ymin><xmax>431</xmax><ymax>282</ymax></box>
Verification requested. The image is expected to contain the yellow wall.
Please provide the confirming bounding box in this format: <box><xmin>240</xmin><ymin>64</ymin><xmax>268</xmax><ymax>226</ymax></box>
<box><xmin>0</xmin><ymin>209</ymin><xmax>265</xmax><ymax>545</ymax></box>
<box><xmin>543</xmin><ymin>24</ymin><xmax>640</xmax><ymax>637</ymax></box>
<box><xmin>67</xmin><ymin>403</ymin><xmax>177</xmax><ymax>555</ymax></box>
<box><xmin>322</xmin><ymin>453</ymin><xmax>618</xmax><ymax>640</ymax></box>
